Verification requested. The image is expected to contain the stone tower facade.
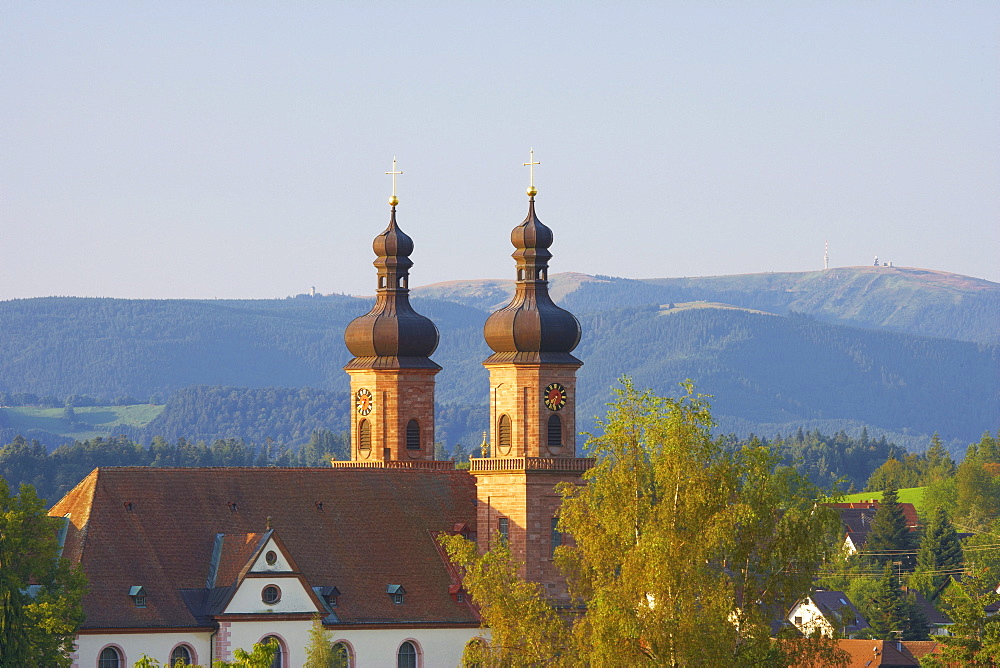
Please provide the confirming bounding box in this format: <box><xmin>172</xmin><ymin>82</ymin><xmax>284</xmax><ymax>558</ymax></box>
<box><xmin>342</xmin><ymin>204</ymin><xmax>440</xmax><ymax>463</ymax></box>
<box><xmin>471</xmin><ymin>191</ymin><xmax>592</xmax><ymax>600</ymax></box>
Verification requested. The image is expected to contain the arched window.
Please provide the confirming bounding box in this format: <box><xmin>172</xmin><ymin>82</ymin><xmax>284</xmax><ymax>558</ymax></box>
<box><xmin>332</xmin><ymin>641</ymin><xmax>354</xmax><ymax>667</ymax></box>
<box><xmin>98</xmin><ymin>647</ymin><xmax>122</xmax><ymax>668</ymax></box>
<box><xmin>497</xmin><ymin>414</ymin><xmax>511</xmax><ymax>454</ymax></box>
<box><xmin>170</xmin><ymin>645</ymin><xmax>193</xmax><ymax>666</ymax></box>
<box><xmin>547</xmin><ymin>414</ymin><xmax>562</xmax><ymax>448</ymax></box>
<box><xmin>358</xmin><ymin>420</ymin><xmax>371</xmax><ymax>451</ymax></box>
<box><xmin>262</xmin><ymin>636</ymin><xmax>283</xmax><ymax>668</ymax></box>
<box><xmin>397</xmin><ymin>640</ymin><xmax>419</xmax><ymax>668</ymax></box>
<box><xmin>406</xmin><ymin>419</ymin><xmax>420</xmax><ymax>450</ymax></box>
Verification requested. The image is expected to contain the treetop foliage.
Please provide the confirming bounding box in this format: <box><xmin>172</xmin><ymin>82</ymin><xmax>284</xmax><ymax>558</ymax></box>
<box><xmin>442</xmin><ymin>378</ymin><xmax>846</xmax><ymax>667</ymax></box>
<box><xmin>0</xmin><ymin>479</ymin><xmax>86</xmax><ymax>667</ymax></box>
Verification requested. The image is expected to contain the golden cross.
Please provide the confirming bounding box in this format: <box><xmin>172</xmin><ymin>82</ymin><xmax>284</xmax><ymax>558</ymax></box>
<box><xmin>385</xmin><ymin>156</ymin><xmax>403</xmax><ymax>198</ymax></box>
<box><xmin>523</xmin><ymin>148</ymin><xmax>540</xmax><ymax>190</ymax></box>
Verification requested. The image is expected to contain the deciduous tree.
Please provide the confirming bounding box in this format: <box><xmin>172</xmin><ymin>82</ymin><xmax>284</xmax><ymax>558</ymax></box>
<box><xmin>0</xmin><ymin>479</ymin><xmax>86</xmax><ymax>667</ymax></box>
<box><xmin>441</xmin><ymin>379</ymin><xmax>846</xmax><ymax>667</ymax></box>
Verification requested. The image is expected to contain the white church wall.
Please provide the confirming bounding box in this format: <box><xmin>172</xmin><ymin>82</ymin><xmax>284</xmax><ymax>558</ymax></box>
<box><xmin>248</xmin><ymin>538</ymin><xmax>294</xmax><ymax>573</ymax></box>
<box><xmin>329</xmin><ymin>627</ymin><xmax>482</xmax><ymax>668</ymax></box>
<box><xmin>223</xmin><ymin>619</ymin><xmax>312</xmax><ymax>666</ymax></box>
<box><xmin>73</xmin><ymin>624</ymin><xmax>482</xmax><ymax>667</ymax></box>
<box><xmin>224</xmin><ymin>575</ymin><xmax>318</xmax><ymax>614</ymax></box>
<box><xmin>74</xmin><ymin>630</ymin><xmax>212</xmax><ymax>668</ymax></box>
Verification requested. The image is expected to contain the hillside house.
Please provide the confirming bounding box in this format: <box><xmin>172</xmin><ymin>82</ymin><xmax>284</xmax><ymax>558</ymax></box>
<box><xmin>787</xmin><ymin>590</ymin><xmax>869</xmax><ymax>638</ymax></box>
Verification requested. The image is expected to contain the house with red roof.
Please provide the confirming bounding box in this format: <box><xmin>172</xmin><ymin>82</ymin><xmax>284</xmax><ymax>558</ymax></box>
<box><xmin>828</xmin><ymin>501</ymin><xmax>920</xmax><ymax>555</ymax></box>
<box><xmin>49</xmin><ymin>186</ymin><xmax>591</xmax><ymax>667</ymax></box>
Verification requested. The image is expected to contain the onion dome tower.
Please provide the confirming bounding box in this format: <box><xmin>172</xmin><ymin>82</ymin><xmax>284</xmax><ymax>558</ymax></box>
<box><xmin>482</xmin><ymin>154</ymin><xmax>582</xmax><ymax>459</ymax></box>
<box><xmin>343</xmin><ymin>159</ymin><xmax>440</xmax><ymax>462</ymax></box>
<box><xmin>471</xmin><ymin>152</ymin><xmax>591</xmax><ymax>602</ymax></box>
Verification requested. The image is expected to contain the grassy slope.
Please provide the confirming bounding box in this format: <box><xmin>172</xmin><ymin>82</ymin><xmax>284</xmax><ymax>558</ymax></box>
<box><xmin>838</xmin><ymin>487</ymin><xmax>926</xmax><ymax>511</ymax></box>
<box><xmin>2</xmin><ymin>404</ymin><xmax>164</xmax><ymax>440</ymax></box>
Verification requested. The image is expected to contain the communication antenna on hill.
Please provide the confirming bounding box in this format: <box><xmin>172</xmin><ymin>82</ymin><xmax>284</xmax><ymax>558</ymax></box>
<box><xmin>824</xmin><ymin>241</ymin><xmax>829</xmax><ymax>270</ymax></box>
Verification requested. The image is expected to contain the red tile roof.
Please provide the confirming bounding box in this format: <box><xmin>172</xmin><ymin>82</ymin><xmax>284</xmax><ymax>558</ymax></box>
<box><xmin>829</xmin><ymin>502</ymin><xmax>920</xmax><ymax>531</ymax></box>
<box><xmin>794</xmin><ymin>639</ymin><xmax>941</xmax><ymax>667</ymax></box>
<box><xmin>49</xmin><ymin>467</ymin><xmax>479</xmax><ymax>630</ymax></box>
<box><xmin>214</xmin><ymin>532</ymin><xmax>267</xmax><ymax>587</ymax></box>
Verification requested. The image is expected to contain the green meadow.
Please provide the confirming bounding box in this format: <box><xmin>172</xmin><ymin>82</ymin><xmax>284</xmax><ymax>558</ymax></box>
<box><xmin>1</xmin><ymin>404</ymin><xmax>164</xmax><ymax>441</ymax></box>
<box><xmin>837</xmin><ymin>487</ymin><xmax>926</xmax><ymax>511</ymax></box>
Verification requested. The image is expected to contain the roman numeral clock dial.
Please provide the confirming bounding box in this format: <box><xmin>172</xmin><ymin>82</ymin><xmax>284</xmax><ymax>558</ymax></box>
<box><xmin>544</xmin><ymin>383</ymin><xmax>568</xmax><ymax>411</ymax></box>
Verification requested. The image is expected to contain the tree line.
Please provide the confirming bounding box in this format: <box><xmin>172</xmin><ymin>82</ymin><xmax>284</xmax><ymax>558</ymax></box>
<box><xmin>0</xmin><ymin>431</ymin><xmax>349</xmax><ymax>504</ymax></box>
<box><xmin>1</xmin><ymin>291</ymin><xmax>996</xmax><ymax>446</ymax></box>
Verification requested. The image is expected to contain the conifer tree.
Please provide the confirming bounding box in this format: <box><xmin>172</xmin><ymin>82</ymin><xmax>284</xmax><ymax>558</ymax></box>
<box><xmin>922</xmin><ymin>434</ymin><xmax>956</xmax><ymax>484</ymax></box>
<box><xmin>866</xmin><ymin>563</ymin><xmax>909</xmax><ymax>640</ymax></box>
<box><xmin>910</xmin><ymin>506</ymin><xmax>963</xmax><ymax>600</ymax></box>
<box><xmin>864</xmin><ymin>562</ymin><xmax>928</xmax><ymax>641</ymax></box>
<box><xmin>864</xmin><ymin>486</ymin><xmax>915</xmax><ymax>569</ymax></box>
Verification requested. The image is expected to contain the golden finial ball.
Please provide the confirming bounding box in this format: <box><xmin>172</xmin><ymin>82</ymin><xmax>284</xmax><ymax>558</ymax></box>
<box><xmin>526</xmin><ymin>185</ymin><xmax>538</xmax><ymax>197</ymax></box>
<box><xmin>388</xmin><ymin>195</ymin><xmax>399</xmax><ymax>206</ymax></box>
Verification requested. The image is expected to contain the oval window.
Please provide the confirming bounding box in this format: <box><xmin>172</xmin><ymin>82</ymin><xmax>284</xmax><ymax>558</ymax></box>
<box><xmin>262</xmin><ymin>585</ymin><xmax>281</xmax><ymax>605</ymax></box>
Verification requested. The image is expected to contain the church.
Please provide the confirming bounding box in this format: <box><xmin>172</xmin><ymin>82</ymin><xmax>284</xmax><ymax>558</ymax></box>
<box><xmin>49</xmin><ymin>171</ymin><xmax>593</xmax><ymax>667</ymax></box>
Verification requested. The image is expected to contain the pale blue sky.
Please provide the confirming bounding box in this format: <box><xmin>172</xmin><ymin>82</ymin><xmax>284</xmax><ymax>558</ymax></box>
<box><xmin>2</xmin><ymin>2</ymin><xmax>997</xmax><ymax>299</ymax></box>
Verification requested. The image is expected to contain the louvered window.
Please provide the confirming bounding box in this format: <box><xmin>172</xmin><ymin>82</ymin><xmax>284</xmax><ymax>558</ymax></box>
<box><xmin>359</xmin><ymin>420</ymin><xmax>371</xmax><ymax>451</ymax></box>
<box><xmin>547</xmin><ymin>414</ymin><xmax>562</xmax><ymax>447</ymax></box>
<box><xmin>406</xmin><ymin>419</ymin><xmax>420</xmax><ymax>450</ymax></box>
<box><xmin>498</xmin><ymin>414</ymin><xmax>511</xmax><ymax>453</ymax></box>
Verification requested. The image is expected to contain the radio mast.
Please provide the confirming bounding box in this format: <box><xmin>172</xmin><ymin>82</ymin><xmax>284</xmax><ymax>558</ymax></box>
<box><xmin>824</xmin><ymin>241</ymin><xmax>829</xmax><ymax>270</ymax></box>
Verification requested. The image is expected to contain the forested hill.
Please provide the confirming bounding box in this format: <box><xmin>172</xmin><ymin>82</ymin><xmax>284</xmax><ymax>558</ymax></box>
<box><xmin>0</xmin><ymin>265</ymin><xmax>997</xmax><ymax>450</ymax></box>
<box><xmin>0</xmin><ymin>294</ymin><xmax>485</xmax><ymax>399</ymax></box>
<box><xmin>573</xmin><ymin>305</ymin><xmax>998</xmax><ymax>447</ymax></box>
<box><xmin>414</xmin><ymin>266</ymin><xmax>1000</xmax><ymax>345</ymax></box>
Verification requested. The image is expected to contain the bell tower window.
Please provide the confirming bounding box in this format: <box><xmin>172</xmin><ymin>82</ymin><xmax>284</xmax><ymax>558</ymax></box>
<box><xmin>547</xmin><ymin>414</ymin><xmax>562</xmax><ymax>447</ymax></box>
<box><xmin>406</xmin><ymin>419</ymin><xmax>420</xmax><ymax>450</ymax></box>
<box><xmin>359</xmin><ymin>420</ymin><xmax>371</xmax><ymax>451</ymax></box>
<box><xmin>497</xmin><ymin>414</ymin><xmax>512</xmax><ymax>454</ymax></box>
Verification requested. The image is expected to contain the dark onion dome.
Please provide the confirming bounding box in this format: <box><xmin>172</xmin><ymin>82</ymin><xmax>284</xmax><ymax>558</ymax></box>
<box><xmin>483</xmin><ymin>196</ymin><xmax>582</xmax><ymax>365</ymax></box>
<box><xmin>344</xmin><ymin>208</ymin><xmax>440</xmax><ymax>370</ymax></box>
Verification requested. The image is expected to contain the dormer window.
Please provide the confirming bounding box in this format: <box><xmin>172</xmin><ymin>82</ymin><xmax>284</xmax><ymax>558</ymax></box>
<box><xmin>318</xmin><ymin>585</ymin><xmax>341</xmax><ymax>609</ymax></box>
<box><xmin>387</xmin><ymin>584</ymin><xmax>406</xmax><ymax>604</ymax></box>
<box><xmin>129</xmin><ymin>586</ymin><xmax>147</xmax><ymax>608</ymax></box>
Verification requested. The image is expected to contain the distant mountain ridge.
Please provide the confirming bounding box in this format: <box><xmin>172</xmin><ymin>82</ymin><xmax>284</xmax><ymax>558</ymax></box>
<box><xmin>0</xmin><ymin>266</ymin><xmax>996</xmax><ymax>452</ymax></box>
<box><xmin>414</xmin><ymin>266</ymin><xmax>1000</xmax><ymax>345</ymax></box>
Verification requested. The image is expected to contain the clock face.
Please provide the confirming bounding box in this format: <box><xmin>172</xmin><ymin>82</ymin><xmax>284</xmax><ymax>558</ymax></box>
<box><xmin>356</xmin><ymin>388</ymin><xmax>373</xmax><ymax>416</ymax></box>
<box><xmin>544</xmin><ymin>383</ymin><xmax>568</xmax><ymax>411</ymax></box>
